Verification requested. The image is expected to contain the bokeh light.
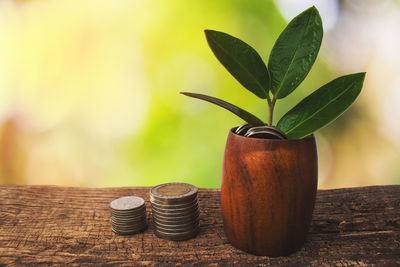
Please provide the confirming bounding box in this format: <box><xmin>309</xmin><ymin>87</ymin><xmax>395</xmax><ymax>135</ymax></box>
<box><xmin>0</xmin><ymin>0</ymin><xmax>399</xmax><ymax>188</ymax></box>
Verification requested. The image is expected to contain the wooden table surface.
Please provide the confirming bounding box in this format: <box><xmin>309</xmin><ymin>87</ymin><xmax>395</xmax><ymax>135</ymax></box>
<box><xmin>0</xmin><ymin>185</ymin><xmax>399</xmax><ymax>266</ymax></box>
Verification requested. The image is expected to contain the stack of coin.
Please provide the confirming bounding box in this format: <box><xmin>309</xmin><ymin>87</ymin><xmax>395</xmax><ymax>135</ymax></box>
<box><xmin>110</xmin><ymin>196</ymin><xmax>147</xmax><ymax>235</ymax></box>
<box><xmin>244</xmin><ymin>125</ymin><xmax>287</xmax><ymax>139</ymax></box>
<box><xmin>150</xmin><ymin>183</ymin><xmax>200</xmax><ymax>241</ymax></box>
<box><xmin>235</xmin><ymin>123</ymin><xmax>287</xmax><ymax>139</ymax></box>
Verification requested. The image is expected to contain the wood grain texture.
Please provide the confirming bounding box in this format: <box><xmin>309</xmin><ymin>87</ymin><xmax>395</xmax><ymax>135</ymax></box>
<box><xmin>222</xmin><ymin>131</ymin><xmax>318</xmax><ymax>256</ymax></box>
<box><xmin>0</xmin><ymin>185</ymin><xmax>399</xmax><ymax>266</ymax></box>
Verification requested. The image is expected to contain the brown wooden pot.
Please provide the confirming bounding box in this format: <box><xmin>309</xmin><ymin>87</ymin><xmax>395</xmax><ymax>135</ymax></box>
<box><xmin>221</xmin><ymin>128</ymin><xmax>318</xmax><ymax>256</ymax></box>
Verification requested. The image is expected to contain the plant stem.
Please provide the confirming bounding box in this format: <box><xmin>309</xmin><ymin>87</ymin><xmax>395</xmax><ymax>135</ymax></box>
<box><xmin>268</xmin><ymin>98</ymin><xmax>276</xmax><ymax>126</ymax></box>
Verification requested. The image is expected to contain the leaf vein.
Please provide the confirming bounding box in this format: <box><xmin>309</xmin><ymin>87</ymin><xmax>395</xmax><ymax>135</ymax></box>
<box><xmin>273</xmin><ymin>13</ymin><xmax>313</xmax><ymax>98</ymax></box>
<box><xmin>210</xmin><ymin>37</ymin><xmax>267</xmax><ymax>97</ymax></box>
<box><xmin>285</xmin><ymin>82</ymin><xmax>354</xmax><ymax>135</ymax></box>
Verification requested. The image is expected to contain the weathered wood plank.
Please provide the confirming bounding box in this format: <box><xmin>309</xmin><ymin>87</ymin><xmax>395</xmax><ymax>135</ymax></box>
<box><xmin>0</xmin><ymin>185</ymin><xmax>399</xmax><ymax>266</ymax></box>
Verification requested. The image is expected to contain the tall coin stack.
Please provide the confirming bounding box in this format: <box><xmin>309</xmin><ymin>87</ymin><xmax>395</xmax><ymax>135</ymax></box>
<box><xmin>110</xmin><ymin>196</ymin><xmax>147</xmax><ymax>235</ymax></box>
<box><xmin>150</xmin><ymin>183</ymin><xmax>200</xmax><ymax>241</ymax></box>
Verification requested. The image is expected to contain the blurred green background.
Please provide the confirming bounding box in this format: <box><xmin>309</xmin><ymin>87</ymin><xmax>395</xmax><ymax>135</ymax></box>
<box><xmin>0</xmin><ymin>0</ymin><xmax>399</xmax><ymax>188</ymax></box>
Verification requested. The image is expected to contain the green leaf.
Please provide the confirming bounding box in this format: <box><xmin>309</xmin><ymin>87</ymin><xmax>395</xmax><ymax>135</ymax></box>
<box><xmin>268</xmin><ymin>6</ymin><xmax>323</xmax><ymax>99</ymax></box>
<box><xmin>277</xmin><ymin>73</ymin><xmax>366</xmax><ymax>139</ymax></box>
<box><xmin>204</xmin><ymin>30</ymin><xmax>270</xmax><ymax>99</ymax></box>
<box><xmin>180</xmin><ymin>92</ymin><xmax>265</xmax><ymax>125</ymax></box>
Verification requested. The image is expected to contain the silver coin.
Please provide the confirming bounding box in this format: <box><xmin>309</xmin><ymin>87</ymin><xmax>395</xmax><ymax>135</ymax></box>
<box><xmin>154</xmin><ymin>226</ymin><xmax>199</xmax><ymax>241</ymax></box>
<box><xmin>111</xmin><ymin>216</ymin><xmax>146</xmax><ymax>223</ymax></box>
<box><xmin>153</xmin><ymin>232</ymin><xmax>199</xmax><ymax>241</ymax></box>
<box><xmin>153</xmin><ymin>220</ymin><xmax>200</xmax><ymax>231</ymax></box>
<box><xmin>112</xmin><ymin>229</ymin><xmax>139</xmax><ymax>235</ymax></box>
<box><xmin>111</xmin><ymin>217</ymin><xmax>147</xmax><ymax>225</ymax></box>
<box><xmin>110</xmin><ymin>196</ymin><xmax>145</xmax><ymax>211</ymax></box>
<box><xmin>112</xmin><ymin>225</ymin><xmax>147</xmax><ymax>235</ymax></box>
<box><xmin>152</xmin><ymin>216</ymin><xmax>199</xmax><ymax>226</ymax></box>
<box><xmin>153</xmin><ymin>225</ymin><xmax>198</xmax><ymax>235</ymax></box>
<box><xmin>151</xmin><ymin>207</ymin><xmax>199</xmax><ymax>217</ymax></box>
<box><xmin>150</xmin><ymin>198</ymin><xmax>197</xmax><ymax>208</ymax></box>
<box><xmin>112</xmin><ymin>219</ymin><xmax>147</xmax><ymax>227</ymax></box>
<box><xmin>112</xmin><ymin>224</ymin><xmax>147</xmax><ymax>232</ymax></box>
<box><xmin>111</xmin><ymin>207</ymin><xmax>146</xmax><ymax>216</ymax></box>
<box><xmin>151</xmin><ymin>209</ymin><xmax>198</xmax><ymax>218</ymax></box>
<box><xmin>111</xmin><ymin>215</ymin><xmax>147</xmax><ymax>222</ymax></box>
<box><xmin>151</xmin><ymin>201</ymin><xmax>198</xmax><ymax>211</ymax></box>
<box><xmin>150</xmin><ymin>194</ymin><xmax>197</xmax><ymax>205</ymax></box>
<box><xmin>110</xmin><ymin>202</ymin><xmax>146</xmax><ymax>210</ymax></box>
<box><xmin>250</xmin><ymin>126</ymin><xmax>287</xmax><ymax>139</ymax></box>
<box><xmin>111</xmin><ymin>211</ymin><xmax>146</xmax><ymax>219</ymax></box>
<box><xmin>153</xmin><ymin>221</ymin><xmax>200</xmax><ymax>232</ymax></box>
<box><xmin>150</xmin><ymin>183</ymin><xmax>198</xmax><ymax>204</ymax></box>
<box><xmin>111</xmin><ymin>214</ymin><xmax>146</xmax><ymax>221</ymax></box>
<box><xmin>111</xmin><ymin>212</ymin><xmax>146</xmax><ymax>219</ymax></box>
<box><xmin>111</xmin><ymin>213</ymin><xmax>146</xmax><ymax>220</ymax></box>
<box><xmin>152</xmin><ymin>212</ymin><xmax>200</xmax><ymax>224</ymax></box>
<box><xmin>152</xmin><ymin>210</ymin><xmax>200</xmax><ymax>222</ymax></box>
<box><xmin>111</xmin><ymin>204</ymin><xmax>146</xmax><ymax>213</ymax></box>
<box><xmin>151</xmin><ymin>206</ymin><xmax>199</xmax><ymax>217</ymax></box>
<box><xmin>235</xmin><ymin>123</ymin><xmax>253</xmax><ymax>135</ymax></box>
<box><xmin>111</xmin><ymin>216</ymin><xmax>146</xmax><ymax>222</ymax></box>
<box><xmin>111</xmin><ymin>221</ymin><xmax>147</xmax><ymax>227</ymax></box>
<box><xmin>265</xmin><ymin>126</ymin><xmax>287</xmax><ymax>138</ymax></box>
<box><xmin>110</xmin><ymin>212</ymin><xmax>146</xmax><ymax>218</ymax></box>
<box><xmin>152</xmin><ymin>224</ymin><xmax>199</xmax><ymax>235</ymax></box>
<box><xmin>244</xmin><ymin>126</ymin><xmax>274</xmax><ymax>137</ymax></box>
<box><xmin>151</xmin><ymin>202</ymin><xmax>198</xmax><ymax>213</ymax></box>
<box><xmin>112</xmin><ymin>223</ymin><xmax>147</xmax><ymax>231</ymax></box>
<box><xmin>152</xmin><ymin>216</ymin><xmax>199</xmax><ymax>227</ymax></box>
<box><xmin>245</xmin><ymin>126</ymin><xmax>287</xmax><ymax>140</ymax></box>
<box><xmin>149</xmin><ymin>198</ymin><xmax>198</xmax><ymax>209</ymax></box>
<box><xmin>112</xmin><ymin>218</ymin><xmax>146</xmax><ymax>224</ymax></box>
<box><xmin>245</xmin><ymin>131</ymin><xmax>281</xmax><ymax>139</ymax></box>
<box><xmin>112</xmin><ymin>226</ymin><xmax>147</xmax><ymax>233</ymax></box>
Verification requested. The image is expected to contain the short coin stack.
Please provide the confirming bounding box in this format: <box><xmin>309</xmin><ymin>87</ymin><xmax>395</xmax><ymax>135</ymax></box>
<box><xmin>110</xmin><ymin>196</ymin><xmax>147</xmax><ymax>235</ymax></box>
<box><xmin>150</xmin><ymin>183</ymin><xmax>199</xmax><ymax>241</ymax></box>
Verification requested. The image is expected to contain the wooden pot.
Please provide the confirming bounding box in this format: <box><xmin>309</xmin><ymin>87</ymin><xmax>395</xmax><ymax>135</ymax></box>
<box><xmin>221</xmin><ymin>128</ymin><xmax>318</xmax><ymax>256</ymax></box>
